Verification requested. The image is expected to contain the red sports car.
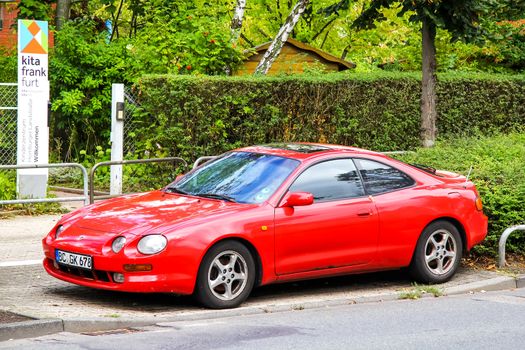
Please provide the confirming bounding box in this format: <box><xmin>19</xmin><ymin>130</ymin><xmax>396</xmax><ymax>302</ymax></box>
<box><xmin>43</xmin><ymin>143</ymin><xmax>488</xmax><ymax>308</ymax></box>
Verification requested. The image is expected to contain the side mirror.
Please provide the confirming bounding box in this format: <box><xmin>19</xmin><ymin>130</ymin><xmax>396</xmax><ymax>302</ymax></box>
<box><xmin>175</xmin><ymin>174</ymin><xmax>184</xmax><ymax>182</ymax></box>
<box><xmin>280</xmin><ymin>191</ymin><xmax>314</xmax><ymax>207</ymax></box>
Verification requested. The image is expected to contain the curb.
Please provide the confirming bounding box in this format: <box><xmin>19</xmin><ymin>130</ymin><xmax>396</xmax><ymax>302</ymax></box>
<box><xmin>0</xmin><ymin>319</ymin><xmax>63</xmax><ymax>342</ymax></box>
<box><xmin>1</xmin><ymin>274</ymin><xmax>524</xmax><ymax>342</ymax></box>
<box><xmin>516</xmin><ymin>275</ymin><xmax>525</xmax><ymax>289</ymax></box>
<box><xmin>63</xmin><ymin>319</ymin><xmax>160</xmax><ymax>333</ymax></box>
<box><xmin>444</xmin><ymin>275</ymin><xmax>517</xmax><ymax>295</ymax></box>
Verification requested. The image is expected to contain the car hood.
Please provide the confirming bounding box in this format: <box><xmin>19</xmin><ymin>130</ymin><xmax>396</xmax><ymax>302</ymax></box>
<box><xmin>66</xmin><ymin>191</ymin><xmax>252</xmax><ymax>235</ymax></box>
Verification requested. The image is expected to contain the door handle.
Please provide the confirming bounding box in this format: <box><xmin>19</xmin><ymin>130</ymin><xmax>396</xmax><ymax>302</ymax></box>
<box><xmin>357</xmin><ymin>211</ymin><xmax>371</xmax><ymax>217</ymax></box>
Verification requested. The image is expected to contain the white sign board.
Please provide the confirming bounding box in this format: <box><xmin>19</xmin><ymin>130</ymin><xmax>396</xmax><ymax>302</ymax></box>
<box><xmin>17</xmin><ymin>19</ymin><xmax>49</xmax><ymax>198</ymax></box>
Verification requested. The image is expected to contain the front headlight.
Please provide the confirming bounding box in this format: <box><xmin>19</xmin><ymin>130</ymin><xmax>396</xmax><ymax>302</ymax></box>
<box><xmin>137</xmin><ymin>235</ymin><xmax>167</xmax><ymax>255</ymax></box>
<box><xmin>55</xmin><ymin>225</ymin><xmax>64</xmax><ymax>239</ymax></box>
<box><xmin>111</xmin><ymin>236</ymin><xmax>127</xmax><ymax>253</ymax></box>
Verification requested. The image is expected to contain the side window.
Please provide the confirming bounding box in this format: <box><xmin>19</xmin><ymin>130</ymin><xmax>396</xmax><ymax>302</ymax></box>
<box><xmin>289</xmin><ymin>159</ymin><xmax>365</xmax><ymax>202</ymax></box>
<box><xmin>355</xmin><ymin>158</ymin><xmax>415</xmax><ymax>195</ymax></box>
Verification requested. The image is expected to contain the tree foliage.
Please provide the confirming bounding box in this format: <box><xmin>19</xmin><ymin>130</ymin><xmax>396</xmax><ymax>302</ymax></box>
<box><xmin>13</xmin><ymin>0</ymin><xmax>525</xmax><ymax>74</ymax></box>
<box><xmin>6</xmin><ymin>0</ymin><xmax>525</xmax><ymax>158</ymax></box>
<box><xmin>16</xmin><ymin>0</ymin><xmax>54</xmax><ymax>23</ymax></box>
<box><xmin>353</xmin><ymin>0</ymin><xmax>488</xmax><ymax>43</ymax></box>
<box><xmin>129</xmin><ymin>1</ymin><xmax>243</xmax><ymax>75</ymax></box>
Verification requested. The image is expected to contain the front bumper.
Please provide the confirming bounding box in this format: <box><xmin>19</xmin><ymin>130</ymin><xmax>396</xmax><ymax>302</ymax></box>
<box><xmin>42</xmin><ymin>258</ymin><xmax>193</xmax><ymax>294</ymax></box>
<box><xmin>42</xmin><ymin>238</ymin><xmax>197</xmax><ymax>295</ymax></box>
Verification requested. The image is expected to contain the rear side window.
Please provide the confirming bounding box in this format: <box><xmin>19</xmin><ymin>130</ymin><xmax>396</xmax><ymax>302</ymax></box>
<box><xmin>289</xmin><ymin>159</ymin><xmax>365</xmax><ymax>202</ymax></box>
<box><xmin>355</xmin><ymin>159</ymin><xmax>415</xmax><ymax>195</ymax></box>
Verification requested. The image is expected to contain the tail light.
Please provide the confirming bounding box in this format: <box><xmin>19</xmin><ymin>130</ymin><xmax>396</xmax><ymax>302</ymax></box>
<box><xmin>475</xmin><ymin>197</ymin><xmax>483</xmax><ymax>211</ymax></box>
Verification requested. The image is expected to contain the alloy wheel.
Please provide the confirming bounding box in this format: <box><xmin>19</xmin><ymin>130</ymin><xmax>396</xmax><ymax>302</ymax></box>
<box><xmin>207</xmin><ymin>250</ymin><xmax>248</xmax><ymax>301</ymax></box>
<box><xmin>424</xmin><ymin>229</ymin><xmax>457</xmax><ymax>275</ymax></box>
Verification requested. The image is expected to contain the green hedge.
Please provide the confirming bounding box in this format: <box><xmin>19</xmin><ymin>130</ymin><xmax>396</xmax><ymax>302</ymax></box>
<box><xmin>396</xmin><ymin>133</ymin><xmax>525</xmax><ymax>256</ymax></box>
<box><xmin>133</xmin><ymin>72</ymin><xmax>525</xmax><ymax>161</ymax></box>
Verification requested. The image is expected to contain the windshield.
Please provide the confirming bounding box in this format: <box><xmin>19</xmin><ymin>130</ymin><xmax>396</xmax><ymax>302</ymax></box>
<box><xmin>167</xmin><ymin>152</ymin><xmax>300</xmax><ymax>204</ymax></box>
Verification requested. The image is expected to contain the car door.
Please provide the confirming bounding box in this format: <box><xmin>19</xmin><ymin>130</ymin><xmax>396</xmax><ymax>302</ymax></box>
<box><xmin>353</xmin><ymin>157</ymin><xmax>420</xmax><ymax>267</ymax></box>
<box><xmin>274</xmin><ymin>158</ymin><xmax>379</xmax><ymax>276</ymax></box>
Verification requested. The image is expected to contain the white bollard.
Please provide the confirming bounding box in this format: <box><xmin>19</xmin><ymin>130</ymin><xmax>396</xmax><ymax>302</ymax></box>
<box><xmin>110</xmin><ymin>83</ymin><xmax>124</xmax><ymax>196</ymax></box>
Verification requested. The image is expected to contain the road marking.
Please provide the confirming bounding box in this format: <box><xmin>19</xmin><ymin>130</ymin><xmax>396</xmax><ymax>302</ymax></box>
<box><xmin>0</xmin><ymin>259</ymin><xmax>42</xmax><ymax>267</ymax></box>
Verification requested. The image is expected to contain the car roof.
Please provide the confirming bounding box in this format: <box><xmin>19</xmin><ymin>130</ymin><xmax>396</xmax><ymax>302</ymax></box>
<box><xmin>237</xmin><ymin>143</ymin><xmax>383</xmax><ymax>161</ymax></box>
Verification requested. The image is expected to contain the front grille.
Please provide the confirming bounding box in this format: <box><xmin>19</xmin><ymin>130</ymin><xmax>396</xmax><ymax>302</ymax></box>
<box><xmin>51</xmin><ymin>258</ymin><xmax>112</xmax><ymax>282</ymax></box>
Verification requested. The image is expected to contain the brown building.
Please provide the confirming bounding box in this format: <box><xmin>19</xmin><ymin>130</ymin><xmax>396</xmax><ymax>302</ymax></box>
<box><xmin>235</xmin><ymin>37</ymin><xmax>355</xmax><ymax>75</ymax></box>
<box><xmin>0</xmin><ymin>0</ymin><xmax>18</xmax><ymax>49</ymax></box>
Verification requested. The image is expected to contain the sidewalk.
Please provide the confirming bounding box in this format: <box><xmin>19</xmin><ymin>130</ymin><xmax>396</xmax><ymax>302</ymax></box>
<box><xmin>1</xmin><ymin>214</ymin><xmax>523</xmax><ymax>341</ymax></box>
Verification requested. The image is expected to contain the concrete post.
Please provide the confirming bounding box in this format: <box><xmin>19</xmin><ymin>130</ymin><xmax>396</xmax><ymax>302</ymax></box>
<box><xmin>110</xmin><ymin>84</ymin><xmax>124</xmax><ymax>195</ymax></box>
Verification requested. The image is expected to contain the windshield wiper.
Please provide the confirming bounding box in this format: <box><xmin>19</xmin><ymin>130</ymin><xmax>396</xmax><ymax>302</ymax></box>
<box><xmin>194</xmin><ymin>193</ymin><xmax>237</xmax><ymax>203</ymax></box>
<box><xmin>165</xmin><ymin>186</ymin><xmax>189</xmax><ymax>195</ymax></box>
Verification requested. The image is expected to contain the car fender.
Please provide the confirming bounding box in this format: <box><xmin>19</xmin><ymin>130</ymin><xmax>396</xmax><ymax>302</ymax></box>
<box><xmin>161</xmin><ymin>208</ymin><xmax>276</xmax><ymax>293</ymax></box>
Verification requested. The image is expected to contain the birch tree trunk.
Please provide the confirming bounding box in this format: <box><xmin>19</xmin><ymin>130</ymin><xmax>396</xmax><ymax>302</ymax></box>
<box><xmin>230</xmin><ymin>0</ymin><xmax>247</xmax><ymax>43</ymax></box>
<box><xmin>254</xmin><ymin>0</ymin><xmax>310</xmax><ymax>75</ymax></box>
<box><xmin>420</xmin><ymin>17</ymin><xmax>437</xmax><ymax>148</ymax></box>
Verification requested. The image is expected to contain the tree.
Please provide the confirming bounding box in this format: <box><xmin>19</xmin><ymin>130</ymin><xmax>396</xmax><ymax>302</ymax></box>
<box><xmin>352</xmin><ymin>0</ymin><xmax>489</xmax><ymax>147</ymax></box>
<box><xmin>230</xmin><ymin>0</ymin><xmax>247</xmax><ymax>43</ymax></box>
<box><xmin>55</xmin><ymin>0</ymin><xmax>72</xmax><ymax>30</ymax></box>
<box><xmin>254</xmin><ymin>0</ymin><xmax>310</xmax><ymax>75</ymax></box>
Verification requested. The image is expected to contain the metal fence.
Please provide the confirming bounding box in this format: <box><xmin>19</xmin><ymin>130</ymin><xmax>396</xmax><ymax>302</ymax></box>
<box><xmin>123</xmin><ymin>85</ymin><xmax>141</xmax><ymax>157</ymax></box>
<box><xmin>0</xmin><ymin>83</ymin><xmax>17</xmax><ymax>165</ymax></box>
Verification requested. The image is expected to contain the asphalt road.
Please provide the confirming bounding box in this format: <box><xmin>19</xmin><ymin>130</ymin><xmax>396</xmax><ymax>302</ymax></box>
<box><xmin>2</xmin><ymin>288</ymin><xmax>524</xmax><ymax>350</ymax></box>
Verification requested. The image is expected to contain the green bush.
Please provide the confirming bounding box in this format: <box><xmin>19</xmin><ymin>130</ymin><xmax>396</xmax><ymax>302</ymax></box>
<box><xmin>133</xmin><ymin>73</ymin><xmax>525</xmax><ymax>161</ymax></box>
<box><xmin>0</xmin><ymin>172</ymin><xmax>16</xmax><ymax>201</ymax></box>
<box><xmin>0</xmin><ymin>47</ymin><xmax>16</xmax><ymax>83</ymax></box>
<box><xmin>134</xmin><ymin>73</ymin><xmax>423</xmax><ymax>160</ymax></box>
<box><xmin>396</xmin><ymin>133</ymin><xmax>525</xmax><ymax>256</ymax></box>
<box><xmin>0</xmin><ymin>171</ymin><xmax>64</xmax><ymax>215</ymax></box>
<box><xmin>50</xmin><ymin>20</ymin><xmax>136</xmax><ymax>160</ymax></box>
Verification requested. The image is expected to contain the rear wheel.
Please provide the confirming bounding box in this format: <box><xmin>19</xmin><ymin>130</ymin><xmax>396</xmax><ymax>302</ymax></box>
<box><xmin>410</xmin><ymin>221</ymin><xmax>462</xmax><ymax>283</ymax></box>
<box><xmin>195</xmin><ymin>241</ymin><xmax>255</xmax><ymax>309</ymax></box>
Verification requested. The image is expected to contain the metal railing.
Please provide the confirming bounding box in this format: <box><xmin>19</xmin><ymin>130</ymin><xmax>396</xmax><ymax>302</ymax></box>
<box><xmin>0</xmin><ymin>163</ymin><xmax>90</xmax><ymax>206</ymax></box>
<box><xmin>193</xmin><ymin>156</ymin><xmax>218</xmax><ymax>169</ymax></box>
<box><xmin>498</xmin><ymin>225</ymin><xmax>525</xmax><ymax>268</ymax></box>
<box><xmin>89</xmin><ymin>157</ymin><xmax>188</xmax><ymax>204</ymax></box>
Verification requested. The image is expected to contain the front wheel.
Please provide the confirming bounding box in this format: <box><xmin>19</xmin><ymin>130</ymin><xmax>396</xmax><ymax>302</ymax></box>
<box><xmin>410</xmin><ymin>221</ymin><xmax>463</xmax><ymax>284</ymax></box>
<box><xmin>194</xmin><ymin>241</ymin><xmax>256</xmax><ymax>309</ymax></box>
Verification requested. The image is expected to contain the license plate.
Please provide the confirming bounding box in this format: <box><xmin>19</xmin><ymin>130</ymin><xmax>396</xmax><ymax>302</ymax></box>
<box><xmin>55</xmin><ymin>249</ymin><xmax>92</xmax><ymax>270</ymax></box>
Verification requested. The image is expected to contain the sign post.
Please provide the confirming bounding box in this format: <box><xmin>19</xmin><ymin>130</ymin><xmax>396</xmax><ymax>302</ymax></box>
<box><xmin>17</xmin><ymin>20</ymin><xmax>49</xmax><ymax>198</ymax></box>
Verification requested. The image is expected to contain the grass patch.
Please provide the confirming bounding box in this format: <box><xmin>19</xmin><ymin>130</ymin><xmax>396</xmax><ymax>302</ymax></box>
<box><xmin>0</xmin><ymin>201</ymin><xmax>67</xmax><ymax>218</ymax></box>
<box><xmin>399</xmin><ymin>283</ymin><xmax>444</xmax><ymax>300</ymax></box>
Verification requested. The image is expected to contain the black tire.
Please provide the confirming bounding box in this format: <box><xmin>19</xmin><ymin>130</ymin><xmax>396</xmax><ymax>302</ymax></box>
<box><xmin>409</xmin><ymin>220</ymin><xmax>463</xmax><ymax>284</ymax></box>
<box><xmin>194</xmin><ymin>240</ymin><xmax>256</xmax><ymax>309</ymax></box>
